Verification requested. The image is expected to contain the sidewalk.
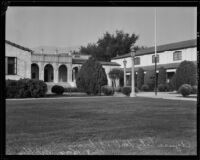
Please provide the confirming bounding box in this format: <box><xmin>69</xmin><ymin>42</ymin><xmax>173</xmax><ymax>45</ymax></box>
<box><xmin>136</xmin><ymin>92</ymin><xmax>197</xmax><ymax>101</ymax></box>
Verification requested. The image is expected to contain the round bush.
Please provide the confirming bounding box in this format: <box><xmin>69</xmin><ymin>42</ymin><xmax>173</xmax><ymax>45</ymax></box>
<box><xmin>122</xmin><ymin>87</ymin><xmax>131</xmax><ymax>96</ymax></box>
<box><xmin>141</xmin><ymin>84</ymin><xmax>149</xmax><ymax>91</ymax></box>
<box><xmin>51</xmin><ymin>85</ymin><xmax>64</xmax><ymax>95</ymax></box>
<box><xmin>191</xmin><ymin>85</ymin><xmax>197</xmax><ymax>94</ymax></box>
<box><xmin>178</xmin><ymin>84</ymin><xmax>192</xmax><ymax>97</ymax></box>
<box><xmin>101</xmin><ymin>86</ymin><xmax>114</xmax><ymax>96</ymax></box>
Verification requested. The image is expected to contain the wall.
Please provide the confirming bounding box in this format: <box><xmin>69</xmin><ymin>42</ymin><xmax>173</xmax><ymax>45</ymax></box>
<box><xmin>111</xmin><ymin>47</ymin><xmax>197</xmax><ymax>69</ymax></box>
<box><xmin>6</xmin><ymin>43</ymin><xmax>32</xmax><ymax>80</ymax></box>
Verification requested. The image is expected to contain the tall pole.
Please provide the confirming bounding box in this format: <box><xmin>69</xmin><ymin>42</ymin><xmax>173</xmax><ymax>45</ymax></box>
<box><xmin>154</xmin><ymin>7</ymin><xmax>158</xmax><ymax>96</ymax></box>
<box><xmin>123</xmin><ymin>59</ymin><xmax>127</xmax><ymax>87</ymax></box>
<box><xmin>130</xmin><ymin>45</ymin><xmax>136</xmax><ymax>97</ymax></box>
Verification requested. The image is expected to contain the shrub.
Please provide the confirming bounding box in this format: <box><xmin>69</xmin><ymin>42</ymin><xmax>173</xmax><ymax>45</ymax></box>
<box><xmin>114</xmin><ymin>87</ymin><xmax>121</xmax><ymax>92</ymax></box>
<box><xmin>175</xmin><ymin>61</ymin><xmax>197</xmax><ymax>90</ymax></box>
<box><xmin>158</xmin><ymin>67</ymin><xmax>167</xmax><ymax>85</ymax></box>
<box><xmin>137</xmin><ymin>68</ymin><xmax>144</xmax><ymax>90</ymax></box>
<box><xmin>51</xmin><ymin>85</ymin><xmax>64</xmax><ymax>95</ymax></box>
<box><xmin>76</xmin><ymin>57</ymin><xmax>107</xmax><ymax>95</ymax></box>
<box><xmin>191</xmin><ymin>85</ymin><xmax>197</xmax><ymax>94</ymax></box>
<box><xmin>64</xmin><ymin>87</ymin><xmax>80</xmax><ymax>92</ymax></box>
<box><xmin>121</xmin><ymin>86</ymin><xmax>131</xmax><ymax>96</ymax></box>
<box><xmin>144</xmin><ymin>70</ymin><xmax>155</xmax><ymax>91</ymax></box>
<box><xmin>158</xmin><ymin>84</ymin><xmax>169</xmax><ymax>92</ymax></box>
<box><xmin>141</xmin><ymin>84</ymin><xmax>149</xmax><ymax>91</ymax></box>
<box><xmin>178</xmin><ymin>84</ymin><xmax>192</xmax><ymax>97</ymax></box>
<box><xmin>101</xmin><ymin>86</ymin><xmax>114</xmax><ymax>96</ymax></box>
<box><xmin>6</xmin><ymin>79</ymin><xmax>47</xmax><ymax>98</ymax></box>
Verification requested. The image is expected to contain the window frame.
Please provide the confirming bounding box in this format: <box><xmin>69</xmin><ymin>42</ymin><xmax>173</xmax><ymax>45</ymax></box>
<box><xmin>6</xmin><ymin>57</ymin><xmax>17</xmax><ymax>75</ymax></box>
<box><xmin>134</xmin><ymin>57</ymin><xmax>140</xmax><ymax>65</ymax></box>
<box><xmin>173</xmin><ymin>51</ymin><xmax>182</xmax><ymax>61</ymax></box>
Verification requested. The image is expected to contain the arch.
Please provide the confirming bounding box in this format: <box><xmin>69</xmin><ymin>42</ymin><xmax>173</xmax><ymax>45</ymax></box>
<box><xmin>72</xmin><ymin>66</ymin><xmax>79</xmax><ymax>81</ymax></box>
<box><xmin>58</xmin><ymin>65</ymin><xmax>68</xmax><ymax>82</ymax></box>
<box><xmin>44</xmin><ymin>64</ymin><xmax>54</xmax><ymax>82</ymax></box>
<box><xmin>31</xmin><ymin>63</ymin><xmax>39</xmax><ymax>80</ymax></box>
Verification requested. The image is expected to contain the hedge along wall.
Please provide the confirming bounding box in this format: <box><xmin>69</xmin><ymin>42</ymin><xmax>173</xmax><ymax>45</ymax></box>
<box><xmin>144</xmin><ymin>70</ymin><xmax>155</xmax><ymax>90</ymax></box>
<box><xmin>174</xmin><ymin>61</ymin><xmax>197</xmax><ymax>90</ymax></box>
<box><xmin>136</xmin><ymin>68</ymin><xmax>144</xmax><ymax>90</ymax></box>
<box><xmin>6</xmin><ymin>79</ymin><xmax>47</xmax><ymax>98</ymax></box>
<box><xmin>158</xmin><ymin>67</ymin><xmax>167</xmax><ymax>85</ymax></box>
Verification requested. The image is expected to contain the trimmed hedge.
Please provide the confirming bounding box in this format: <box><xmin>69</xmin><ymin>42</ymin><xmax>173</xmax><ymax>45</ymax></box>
<box><xmin>158</xmin><ymin>84</ymin><xmax>170</xmax><ymax>92</ymax></box>
<box><xmin>121</xmin><ymin>86</ymin><xmax>139</xmax><ymax>96</ymax></box>
<box><xmin>136</xmin><ymin>68</ymin><xmax>144</xmax><ymax>90</ymax></box>
<box><xmin>64</xmin><ymin>87</ymin><xmax>80</xmax><ymax>92</ymax></box>
<box><xmin>178</xmin><ymin>84</ymin><xmax>192</xmax><ymax>97</ymax></box>
<box><xmin>101</xmin><ymin>86</ymin><xmax>114</xmax><ymax>96</ymax></box>
<box><xmin>141</xmin><ymin>84</ymin><xmax>149</xmax><ymax>91</ymax></box>
<box><xmin>191</xmin><ymin>85</ymin><xmax>197</xmax><ymax>94</ymax></box>
<box><xmin>174</xmin><ymin>61</ymin><xmax>197</xmax><ymax>90</ymax></box>
<box><xmin>51</xmin><ymin>85</ymin><xmax>64</xmax><ymax>95</ymax></box>
<box><xmin>6</xmin><ymin>79</ymin><xmax>47</xmax><ymax>98</ymax></box>
<box><xmin>144</xmin><ymin>70</ymin><xmax>155</xmax><ymax>91</ymax></box>
<box><xmin>158</xmin><ymin>67</ymin><xmax>167</xmax><ymax>85</ymax></box>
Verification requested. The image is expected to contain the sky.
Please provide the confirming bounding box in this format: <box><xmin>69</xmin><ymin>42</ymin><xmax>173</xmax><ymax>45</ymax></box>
<box><xmin>6</xmin><ymin>7</ymin><xmax>197</xmax><ymax>50</ymax></box>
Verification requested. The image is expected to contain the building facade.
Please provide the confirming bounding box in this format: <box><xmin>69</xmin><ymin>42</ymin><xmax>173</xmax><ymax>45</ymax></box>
<box><xmin>111</xmin><ymin>39</ymin><xmax>197</xmax><ymax>85</ymax></box>
<box><xmin>5</xmin><ymin>40</ymin><xmax>120</xmax><ymax>87</ymax></box>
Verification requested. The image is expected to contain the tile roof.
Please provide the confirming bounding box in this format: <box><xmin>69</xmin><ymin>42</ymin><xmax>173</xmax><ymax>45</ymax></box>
<box><xmin>6</xmin><ymin>40</ymin><xmax>33</xmax><ymax>53</ymax></box>
<box><xmin>72</xmin><ymin>59</ymin><xmax>120</xmax><ymax>66</ymax></box>
<box><xmin>112</xmin><ymin>39</ymin><xmax>197</xmax><ymax>60</ymax></box>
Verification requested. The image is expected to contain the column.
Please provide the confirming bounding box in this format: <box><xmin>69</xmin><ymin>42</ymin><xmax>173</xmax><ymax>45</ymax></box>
<box><xmin>67</xmin><ymin>64</ymin><xmax>72</xmax><ymax>83</ymax></box>
<box><xmin>54</xmin><ymin>63</ymin><xmax>58</xmax><ymax>83</ymax></box>
<box><xmin>39</xmin><ymin>63</ymin><xmax>44</xmax><ymax>81</ymax></box>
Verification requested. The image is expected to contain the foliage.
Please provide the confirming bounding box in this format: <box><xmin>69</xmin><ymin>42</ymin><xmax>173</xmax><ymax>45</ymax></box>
<box><xmin>6</xmin><ymin>79</ymin><xmax>47</xmax><ymax>98</ymax></box>
<box><xmin>114</xmin><ymin>87</ymin><xmax>122</xmax><ymax>92</ymax></box>
<box><xmin>191</xmin><ymin>85</ymin><xmax>197</xmax><ymax>94</ymax></box>
<box><xmin>76</xmin><ymin>57</ymin><xmax>107</xmax><ymax>95</ymax></box>
<box><xmin>64</xmin><ymin>87</ymin><xmax>80</xmax><ymax>92</ymax></box>
<box><xmin>136</xmin><ymin>68</ymin><xmax>144</xmax><ymax>90</ymax></box>
<box><xmin>141</xmin><ymin>84</ymin><xmax>149</xmax><ymax>91</ymax></box>
<box><xmin>51</xmin><ymin>85</ymin><xmax>64</xmax><ymax>95</ymax></box>
<box><xmin>144</xmin><ymin>70</ymin><xmax>155</xmax><ymax>91</ymax></box>
<box><xmin>158</xmin><ymin>84</ymin><xmax>170</xmax><ymax>92</ymax></box>
<box><xmin>80</xmin><ymin>30</ymin><xmax>143</xmax><ymax>61</ymax></box>
<box><xmin>158</xmin><ymin>67</ymin><xmax>167</xmax><ymax>85</ymax></box>
<box><xmin>109</xmin><ymin>69</ymin><xmax>124</xmax><ymax>88</ymax></box>
<box><xmin>121</xmin><ymin>86</ymin><xmax>131</xmax><ymax>96</ymax></box>
<box><xmin>178</xmin><ymin>84</ymin><xmax>192</xmax><ymax>97</ymax></box>
<box><xmin>174</xmin><ymin>61</ymin><xmax>197</xmax><ymax>90</ymax></box>
<box><xmin>101</xmin><ymin>85</ymin><xmax>114</xmax><ymax>96</ymax></box>
<box><xmin>168</xmin><ymin>75</ymin><xmax>176</xmax><ymax>91</ymax></box>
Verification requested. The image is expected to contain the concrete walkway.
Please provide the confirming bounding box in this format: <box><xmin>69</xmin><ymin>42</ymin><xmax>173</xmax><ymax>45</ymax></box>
<box><xmin>136</xmin><ymin>92</ymin><xmax>197</xmax><ymax>101</ymax></box>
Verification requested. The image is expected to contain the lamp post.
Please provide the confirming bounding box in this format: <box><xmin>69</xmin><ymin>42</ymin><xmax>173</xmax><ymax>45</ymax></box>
<box><xmin>130</xmin><ymin>44</ymin><xmax>136</xmax><ymax>97</ymax></box>
<box><xmin>123</xmin><ymin>59</ymin><xmax>127</xmax><ymax>87</ymax></box>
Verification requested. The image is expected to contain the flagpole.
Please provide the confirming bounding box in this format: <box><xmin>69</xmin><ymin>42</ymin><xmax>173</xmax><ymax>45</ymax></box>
<box><xmin>154</xmin><ymin>7</ymin><xmax>157</xmax><ymax>96</ymax></box>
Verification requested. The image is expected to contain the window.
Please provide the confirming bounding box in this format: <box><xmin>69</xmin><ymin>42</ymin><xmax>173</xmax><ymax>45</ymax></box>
<box><xmin>173</xmin><ymin>51</ymin><xmax>182</xmax><ymax>61</ymax></box>
<box><xmin>134</xmin><ymin>57</ymin><xmax>140</xmax><ymax>65</ymax></box>
<box><xmin>152</xmin><ymin>55</ymin><xmax>159</xmax><ymax>63</ymax></box>
<box><xmin>6</xmin><ymin>57</ymin><xmax>17</xmax><ymax>75</ymax></box>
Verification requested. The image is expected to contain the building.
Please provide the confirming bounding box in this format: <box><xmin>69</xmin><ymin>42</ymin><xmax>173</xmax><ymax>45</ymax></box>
<box><xmin>5</xmin><ymin>40</ymin><xmax>120</xmax><ymax>88</ymax></box>
<box><xmin>111</xmin><ymin>39</ymin><xmax>197</xmax><ymax>85</ymax></box>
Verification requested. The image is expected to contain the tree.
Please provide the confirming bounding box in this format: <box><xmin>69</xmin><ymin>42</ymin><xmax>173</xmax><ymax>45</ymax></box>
<box><xmin>174</xmin><ymin>61</ymin><xmax>197</xmax><ymax>90</ymax></box>
<box><xmin>137</xmin><ymin>68</ymin><xmax>144</xmax><ymax>90</ymax></box>
<box><xmin>108</xmin><ymin>69</ymin><xmax>124</xmax><ymax>88</ymax></box>
<box><xmin>76</xmin><ymin>57</ymin><xmax>107</xmax><ymax>95</ymax></box>
<box><xmin>79</xmin><ymin>30</ymin><xmax>142</xmax><ymax>61</ymax></box>
<box><xmin>158</xmin><ymin>67</ymin><xmax>167</xmax><ymax>85</ymax></box>
<box><xmin>144</xmin><ymin>70</ymin><xmax>155</xmax><ymax>91</ymax></box>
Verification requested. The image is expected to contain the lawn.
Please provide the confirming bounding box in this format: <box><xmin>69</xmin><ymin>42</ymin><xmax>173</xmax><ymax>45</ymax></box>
<box><xmin>6</xmin><ymin>97</ymin><xmax>197</xmax><ymax>155</ymax></box>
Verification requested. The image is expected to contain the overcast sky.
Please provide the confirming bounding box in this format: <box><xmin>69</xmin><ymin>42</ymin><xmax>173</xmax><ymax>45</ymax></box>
<box><xmin>6</xmin><ymin>7</ymin><xmax>197</xmax><ymax>49</ymax></box>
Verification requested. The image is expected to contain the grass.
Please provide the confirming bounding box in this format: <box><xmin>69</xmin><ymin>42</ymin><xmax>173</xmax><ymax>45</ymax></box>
<box><xmin>6</xmin><ymin>97</ymin><xmax>197</xmax><ymax>155</ymax></box>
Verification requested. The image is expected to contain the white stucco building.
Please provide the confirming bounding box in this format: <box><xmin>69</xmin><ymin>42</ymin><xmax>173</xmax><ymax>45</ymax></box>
<box><xmin>5</xmin><ymin>40</ymin><xmax>120</xmax><ymax>87</ymax></box>
<box><xmin>111</xmin><ymin>39</ymin><xmax>197</xmax><ymax>85</ymax></box>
